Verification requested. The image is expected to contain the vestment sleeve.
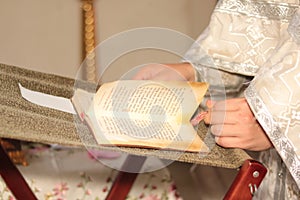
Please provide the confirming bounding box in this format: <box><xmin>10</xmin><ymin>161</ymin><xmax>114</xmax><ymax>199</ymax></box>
<box><xmin>184</xmin><ymin>0</ymin><xmax>300</xmax><ymax>188</ymax></box>
<box><xmin>244</xmin><ymin>8</ymin><xmax>300</xmax><ymax>189</ymax></box>
<box><xmin>183</xmin><ymin>0</ymin><xmax>297</xmax><ymax>95</ymax></box>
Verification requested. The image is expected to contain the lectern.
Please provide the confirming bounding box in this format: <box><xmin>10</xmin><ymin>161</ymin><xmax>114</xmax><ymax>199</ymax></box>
<box><xmin>0</xmin><ymin>64</ymin><xmax>267</xmax><ymax>200</ymax></box>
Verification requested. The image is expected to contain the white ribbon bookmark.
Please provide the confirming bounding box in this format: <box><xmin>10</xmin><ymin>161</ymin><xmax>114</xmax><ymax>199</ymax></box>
<box><xmin>18</xmin><ymin>83</ymin><xmax>76</xmax><ymax>114</ymax></box>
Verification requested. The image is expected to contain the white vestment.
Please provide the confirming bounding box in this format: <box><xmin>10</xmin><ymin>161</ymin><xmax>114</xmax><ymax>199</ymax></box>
<box><xmin>184</xmin><ymin>0</ymin><xmax>300</xmax><ymax>198</ymax></box>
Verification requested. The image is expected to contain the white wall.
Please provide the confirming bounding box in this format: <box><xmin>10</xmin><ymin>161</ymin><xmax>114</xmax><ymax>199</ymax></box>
<box><xmin>0</xmin><ymin>0</ymin><xmax>82</xmax><ymax>77</ymax></box>
<box><xmin>0</xmin><ymin>0</ymin><xmax>216</xmax><ymax>79</ymax></box>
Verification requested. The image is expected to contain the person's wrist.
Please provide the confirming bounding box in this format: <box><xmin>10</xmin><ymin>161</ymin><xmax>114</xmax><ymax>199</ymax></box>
<box><xmin>181</xmin><ymin>62</ymin><xmax>195</xmax><ymax>81</ymax></box>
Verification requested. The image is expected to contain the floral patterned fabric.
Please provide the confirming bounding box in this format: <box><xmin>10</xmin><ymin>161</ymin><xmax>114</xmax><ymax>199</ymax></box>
<box><xmin>0</xmin><ymin>143</ymin><xmax>182</xmax><ymax>200</ymax></box>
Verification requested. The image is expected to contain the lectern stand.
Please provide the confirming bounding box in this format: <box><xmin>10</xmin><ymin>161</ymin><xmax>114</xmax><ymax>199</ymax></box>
<box><xmin>0</xmin><ymin>64</ymin><xmax>267</xmax><ymax>199</ymax></box>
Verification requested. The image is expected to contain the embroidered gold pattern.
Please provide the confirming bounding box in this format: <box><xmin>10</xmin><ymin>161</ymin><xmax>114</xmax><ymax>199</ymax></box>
<box><xmin>288</xmin><ymin>10</ymin><xmax>300</xmax><ymax>44</ymax></box>
<box><xmin>213</xmin><ymin>59</ymin><xmax>259</xmax><ymax>76</ymax></box>
<box><xmin>216</xmin><ymin>0</ymin><xmax>299</xmax><ymax>21</ymax></box>
<box><xmin>245</xmin><ymin>85</ymin><xmax>300</xmax><ymax>189</ymax></box>
<box><xmin>82</xmin><ymin>0</ymin><xmax>97</xmax><ymax>83</ymax></box>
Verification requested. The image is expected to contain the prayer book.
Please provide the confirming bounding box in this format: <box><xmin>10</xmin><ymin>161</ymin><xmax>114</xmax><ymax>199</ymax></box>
<box><xmin>72</xmin><ymin>80</ymin><xmax>209</xmax><ymax>153</ymax></box>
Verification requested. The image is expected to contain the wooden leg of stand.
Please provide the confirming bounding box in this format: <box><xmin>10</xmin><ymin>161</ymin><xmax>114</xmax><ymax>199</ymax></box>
<box><xmin>223</xmin><ymin>159</ymin><xmax>267</xmax><ymax>200</ymax></box>
<box><xmin>0</xmin><ymin>142</ymin><xmax>37</xmax><ymax>200</ymax></box>
<box><xmin>106</xmin><ymin>154</ymin><xmax>146</xmax><ymax>200</ymax></box>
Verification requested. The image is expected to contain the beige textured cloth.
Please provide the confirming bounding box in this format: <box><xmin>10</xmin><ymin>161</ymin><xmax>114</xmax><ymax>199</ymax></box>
<box><xmin>0</xmin><ymin>63</ymin><xmax>250</xmax><ymax>169</ymax></box>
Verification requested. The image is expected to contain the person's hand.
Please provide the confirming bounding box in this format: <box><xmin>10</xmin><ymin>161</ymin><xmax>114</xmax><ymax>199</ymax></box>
<box><xmin>132</xmin><ymin>62</ymin><xmax>195</xmax><ymax>81</ymax></box>
<box><xmin>204</xmin><ymin>98</ymin><xmax>273</xmax><ymax>151</ymax></box>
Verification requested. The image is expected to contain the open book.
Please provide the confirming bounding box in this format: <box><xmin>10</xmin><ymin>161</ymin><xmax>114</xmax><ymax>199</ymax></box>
<box><xmin>72</xmin><ymin>80</ymin><xmax>209</xmax><ymax>153</ymax></box>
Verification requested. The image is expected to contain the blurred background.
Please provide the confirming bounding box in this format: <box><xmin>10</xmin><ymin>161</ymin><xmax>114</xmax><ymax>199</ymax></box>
<box><xmin>0</xmin><ymin>0</ymin><xmax>216</xmax><ymax>79</ymax></box>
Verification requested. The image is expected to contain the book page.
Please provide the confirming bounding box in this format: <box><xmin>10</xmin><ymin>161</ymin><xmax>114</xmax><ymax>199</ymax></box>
<box><xmin>94</xmin><ymin>81</ymin><xmax>187</xmax><ymax>115</ymax></box>
<box><xmin>71</xmin><ymin>88</ymin><xmax>95</xmax><ymax>120</ymax></box>
<box><xmin>88</xmin><ymin>80</ymin><xmax>208</xmax><ymax>152</ymax></box>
